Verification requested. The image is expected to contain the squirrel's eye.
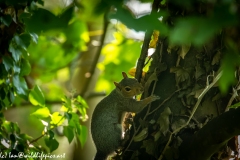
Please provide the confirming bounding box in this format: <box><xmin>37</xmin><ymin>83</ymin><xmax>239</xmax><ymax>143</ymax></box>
<box><xmin>125</xmin><ymin>87</ymin><xmax>131</xmax><ymax>92</ymax></box>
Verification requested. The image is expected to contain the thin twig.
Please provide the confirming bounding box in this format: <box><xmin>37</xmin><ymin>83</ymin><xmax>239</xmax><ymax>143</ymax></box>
<box><xmin>158</xmin><ymin>71</ymin><xmax>222</xmax><ymax>160</ymax></box>
<box><xmin>225</xmin><ymin>82</ymin><xmax>240</xmax><ymax>112</ymax></box>
<box><xmin>149</xmin><ymin>89</ymin><xmax>181</xmax><ymax>115</ymax></box>
<box><xmin>80</xmin><ymin>14</ymin><xmax>109</xmax><ymax>97</ymax></box>
<box><xmin>29</xmin><ymin>134</ymin><xmax>45</xmax><ymax>144</ymax></box>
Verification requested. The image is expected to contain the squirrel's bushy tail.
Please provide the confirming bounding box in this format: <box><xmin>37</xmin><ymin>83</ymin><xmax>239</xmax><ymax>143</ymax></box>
<box><xmin>94</xmin><ymin>151</ymin><xmax>107</xmax><ymax>160</ymax></box>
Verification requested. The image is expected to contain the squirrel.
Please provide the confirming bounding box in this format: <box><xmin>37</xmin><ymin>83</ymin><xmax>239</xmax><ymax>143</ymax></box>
<box><xmin>91</xmin><ymin>72</ymin><xmax>160</xmax><ymax>160</ymax></box>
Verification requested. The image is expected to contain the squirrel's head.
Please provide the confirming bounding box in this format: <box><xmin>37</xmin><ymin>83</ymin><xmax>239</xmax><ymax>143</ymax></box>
<box><xmin>114</xmin><ymin>72</ymin><xmax>144</xmax><ymax>98</ymax></box>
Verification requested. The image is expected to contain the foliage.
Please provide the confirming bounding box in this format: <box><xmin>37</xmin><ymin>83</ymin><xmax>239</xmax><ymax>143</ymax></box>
<box><xmin>0</xmin><ymin>0</ymin><xmax>89</xmax><ymax>157</ymax></box>
<box><xmin>1</xmin><ymin>0</ymin><xmax>240</xmax><ymax>159</ymax></box>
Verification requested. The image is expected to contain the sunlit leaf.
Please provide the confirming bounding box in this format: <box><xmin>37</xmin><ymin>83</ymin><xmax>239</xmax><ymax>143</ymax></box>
<box><xmin>76</xmin><ymin>96</ymin><xmax>88</xmax><ymax>108</ymax></box>
<box><xmin>31</xmin><ymin>107</ymin><xmax>50</xmax><ymax>119</ymax></box>
<box><xmin>50</xmin><ymin>112</ymin><xmax>65</xmax><ymax>126</ymax></box>
<box><xmin>29</xmin><ymin>85</ymin><xmax>45</xmax><ymax>107</ymax></box>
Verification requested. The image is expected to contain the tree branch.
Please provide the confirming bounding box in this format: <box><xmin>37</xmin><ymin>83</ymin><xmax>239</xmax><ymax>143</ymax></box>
<box><xmin>180</xmin><ymin>106</ymin><xmax>240</xmax><ymax>160</ymax></box>
<box><xmin>135</xmin><ymin>0</ymin><xmax>161</xmax><ymax>82</ymax></box>
<box><xmin>79</xmin><ymin>14</ymin><xmax>109</xmax><ymax>97</ymax></box>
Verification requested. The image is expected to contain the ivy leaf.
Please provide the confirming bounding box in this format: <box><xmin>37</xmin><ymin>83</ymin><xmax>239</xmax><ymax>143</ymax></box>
<box><xmin>13</xmin><ymin>35</ymin><xmax>28</xmax><ymax>50</ymax></box>
<box><xmin>12</xmin><ymin>74</ymin><xmax>28</xmax><ymax>99</ymax></box>
<box><xmin>9</xmin><ymin>44</ymin><xmax>22</xmax><ymax>62</ymax></box>
<box><xmin>178</xmin><ymin>43</ymin><xmax>191</xmax><ymax>59</ymax></box>
<box><xmin>157</xmin><ymin>107</ymin><xmax>171</xmax><ymax>135</ymax></box>
<box><xmin>211</xmin><ymin>51</ymin><xmax>221</xmax><ymax>65</ymax></box>
<box><xmin>19</xmin><ymin>34</ymin><xmax>31</xmax><ymax>49</ymax></box>
<box><xmin>2</xmin><ymin>56</ymin><xmax>13</xmax><ymax>71</ymax></box>
<box><xmin>170</xmin><ymin>66</ymin><xmax>190</xmax><ymax>85</ymax></box>
<box><xmin>63</xmin><ymin>126</ymin><xmax>74</xmax><ymax>143</ymax></box>
<box><xmin>31</xmin><ymin>107</ymin><xmax>50</xmax><ymax>119</ymax></box>
<box><xmin>141</xmin><ymin>139</ymin><xmax>157</xmax><ymax>157</ymax></box>
<box><xmin>133</xmin><ymin>128</ymin><xmax>148</xmax><ymax>142</ymax></box>
<box><xmin>29</xmin><ymin>85</ymin><xmax>45</xmax><ymax>107</ymax></box>
<box><xmin>13</xmin><ymin>62</ymin><xmax>20</xmax><ymax>74</ymax></box>
<box><xmin>0</xmin><ymin>15</ymin><xmax>12</xmax><ymax>26</ymax></box>
<box><xmin>29</xmin><ymin>32</ymin><xmax>38</xmax><ymax>43</ymax></box>
<box><xmin>20</xmin><ymin>58</ymin><xmax>31</xmax><ymax>76</ymax></box>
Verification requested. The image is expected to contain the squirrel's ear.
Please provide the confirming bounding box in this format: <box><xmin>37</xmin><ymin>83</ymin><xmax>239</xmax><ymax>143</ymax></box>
<box><xmin>114</xmin><ymin>82</ymin><xmax>121</xmax><ymax>90</ymax></box>
<box><xmin>122</xmin><ymin>72</ymin><xmax>128</xmax><ymax>79</ymax></box>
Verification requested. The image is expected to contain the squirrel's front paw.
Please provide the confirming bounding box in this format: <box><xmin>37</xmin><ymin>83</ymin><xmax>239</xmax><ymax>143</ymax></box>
<box><xmin>150</xmin><ymin>95</ymin><xmax>160</xmax><ymax>101</ymax></box>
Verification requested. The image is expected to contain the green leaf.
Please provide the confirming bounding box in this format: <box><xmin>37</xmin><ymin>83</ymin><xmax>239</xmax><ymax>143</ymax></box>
<box><xmin>9</xmin><ymin>44</ymin><xmax>22</xmax><ymax>62</ymax></box>
<box><xmin>19</xmin><ymin>34</ymin><xmax>31</xmax><ymax>49</ymax></box>
<box><xmin>29</xmin><ymin>32</ymin><xmax>38</xmax><ymax>43</ymax></box>
<box><xmin>2</xmin><ymin>56</ymin><xmax>13</xmax><ymax>71</ymax></box>
<box><xmin>29</xmin><ymin>85</ymin><xmax>45</xmax><ymax>107</ymax></box>
<box><xmin>14</xmin><ymin>35</ymin><xmax>28</xmax><ymax>50</ymax></box>
<box><xmin>13</xmin><ymin>62</ymin><xmax>20</xmax><ymax>74</ymax></box>
<box><xmin>31</xmin><ymin>107</ymin><xmax>50</xmax><ymax>118</ymax></box>
<box><xmin>2</xmin><ymin>121</ymin><xmax>13</xmax><ymax>133</ymax></box>
<box><xmin>50</xmin><ymin>112</ymin><xmax>65</xmax><ymax>126</ymax></box>
<box><xmin>63</xmin><ymin>126</ymin><xmax>74</xmax><ymax>143</ymax></box>
<box><xmin>12</xmin><ymin>74</ymin><xmax>28</xmax><ymax>99</ymax></box>
<box><xmin>229</xmin><ymin>102</ymin><xmax>240</xmax><ymax>109</ymax></box>
<box><xmin>24</xmin><ymin>7</ymin><xmax>73</xmax><ymax>33</ymax></box>
<box><xmin>169</xmin><ymin>17</ymin><xmax>217</xmax><ymax>45</ymax></box>
<box><xmin>68</xmin><ymin>113</ymin><xmax>79</xmax><ymax>128</ymax></box>
<box><xmin>44</xmin><ymin>137</ymin><xmax>59</xmax><ymax>152</ymax></box>
<box><xmin>48</xmin><ymin>130</ymin><xmax>55</xmax><ymax>139</ymax></box>
<box><xmin>61</xmin><ymin>96</ymin><xmax>72</xmax><ymax>109</ymax></box>
<box><xmin>20</xmin><ymin>58</ymin><xmax>31</xmax><ymax>76</ymax></box>
<box><xmin>110</xmin><ymin>7</ymin><xmax>169</xmax><ymax>34</ymax></box>
<box><xmin>78</xmin><ymin>125</ymin><xmax>87</xmax><ymax>148</ymax></box>
<box><xmin>0</xmin><ymin>15</ymin><xmax>12</xmax><ymax>26</ymax></box>
<box><xmin>219</xmin><ymin>52</ymin><xmax>239</xmax><ymax>93</ymax></box>
<box><xmin>76</xmin><ymin>96</ymin><xmax>88</xmax><ymax>108</ymax></box>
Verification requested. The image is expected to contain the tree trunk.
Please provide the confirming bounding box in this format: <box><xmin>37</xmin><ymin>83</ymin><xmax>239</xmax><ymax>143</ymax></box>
<box><xmin>122</xmin><ymin>33</ymin><xmax>238</xmax><ymax>160</ymax></box>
